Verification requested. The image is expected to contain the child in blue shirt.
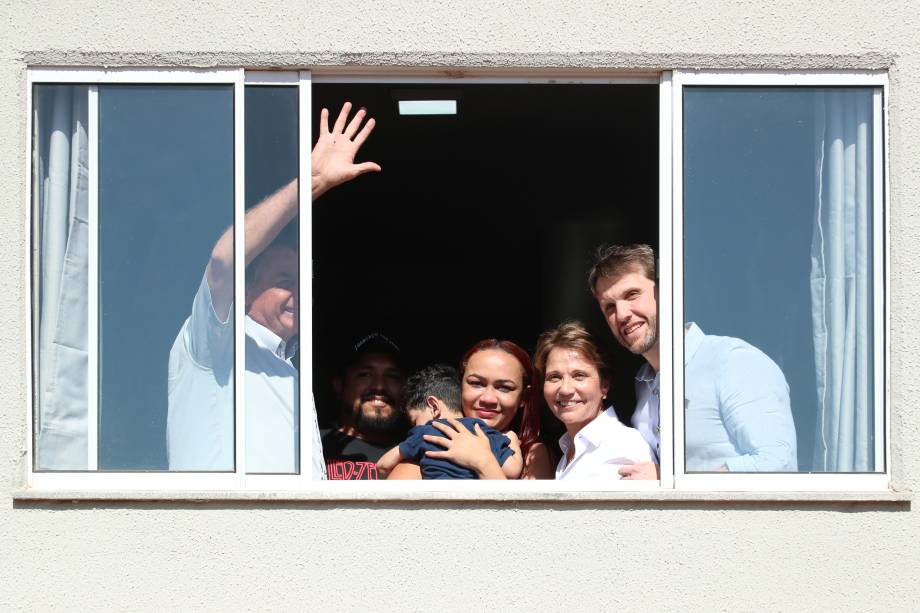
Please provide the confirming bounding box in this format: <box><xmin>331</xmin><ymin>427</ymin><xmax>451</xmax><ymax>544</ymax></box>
<box><xmin>376</xmin><ymin>364</ymin><xmax>523</xmax><ymax>479</ymax></box>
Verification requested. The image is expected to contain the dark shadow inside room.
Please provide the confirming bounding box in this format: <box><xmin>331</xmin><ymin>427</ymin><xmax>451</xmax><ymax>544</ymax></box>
<box><xmin>311</xmin><ymin>83</ymin><xmax>659</xmax><ymax>446</ymax></box>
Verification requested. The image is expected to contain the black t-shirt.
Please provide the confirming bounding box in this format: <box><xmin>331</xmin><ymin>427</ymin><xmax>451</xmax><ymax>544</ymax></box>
<box><xmin>321</xmin><ymin>429</ymin><xmax>392</xmax><ymax>480</ymax></box>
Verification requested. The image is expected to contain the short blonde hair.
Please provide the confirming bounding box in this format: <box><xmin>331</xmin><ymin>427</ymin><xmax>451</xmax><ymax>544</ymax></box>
<box><xmin>534</xmin><ymin>321</ymin><xmax>609</xmax><ymax>380</ymax></box>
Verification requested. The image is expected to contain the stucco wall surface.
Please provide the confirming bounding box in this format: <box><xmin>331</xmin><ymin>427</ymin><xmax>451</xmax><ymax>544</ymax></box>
<box><xmin>2</xmin><ymin>1</ymin><xmax>919</xmax><ymax>610</ymax></box>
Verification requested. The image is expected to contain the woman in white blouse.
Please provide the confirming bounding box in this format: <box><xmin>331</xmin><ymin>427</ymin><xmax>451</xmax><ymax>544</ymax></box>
<box><xmin>534</xmin><ymin>321</ymin><xmax>653</xmax><ymax>481</ymax></box>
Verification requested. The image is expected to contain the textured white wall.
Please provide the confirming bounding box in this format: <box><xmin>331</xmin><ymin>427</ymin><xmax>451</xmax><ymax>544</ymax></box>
<box><xmin>3</xmin><ymin>1</ymin><xmax>920</xmax><ymax>610</ymax></box>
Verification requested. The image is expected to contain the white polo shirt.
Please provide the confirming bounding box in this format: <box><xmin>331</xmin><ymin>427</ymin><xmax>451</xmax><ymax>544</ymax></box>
<box><xmin>167</xmin><ymin>274</ymin><xmax>324</xmax><ymax>477</ymax></box>
<box><xmin>555</xmin><ymin>406</ymin><xmax>653</xmax><ymax>481</ymax></box>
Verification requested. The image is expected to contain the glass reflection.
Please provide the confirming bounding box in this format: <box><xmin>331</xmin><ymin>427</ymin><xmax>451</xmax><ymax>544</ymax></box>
<box><xmin>683</xmin><ymin>87</ymin><xmax>876</xmax><ymax>472</ymax></box>
<box><xmin>100</xmin><ymin>85</ymin><xmax>234</xmax><ymax>470</ymax></box>
<box><xmin>242</xmin><ymin>85</ymin><xmax>300</xmax><ymax>474</ymax></box>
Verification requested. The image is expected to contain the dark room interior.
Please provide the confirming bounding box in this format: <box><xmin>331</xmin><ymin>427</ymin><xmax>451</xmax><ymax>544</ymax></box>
<box><xmin>310</xmin><ymin>82</ymin><xmax>659</xmax><ymax>438</ymax></box>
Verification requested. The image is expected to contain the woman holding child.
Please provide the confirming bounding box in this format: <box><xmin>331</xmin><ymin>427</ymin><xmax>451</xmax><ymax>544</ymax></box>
<box><xmin>388</xmin><ymin>323</ymin><xmax>650</xmax><ymax>480</ymax></box>
<box><xmin>386</xmin><ymin>339</ymin><xmax>554</xmax><ymax>479</ymax></box>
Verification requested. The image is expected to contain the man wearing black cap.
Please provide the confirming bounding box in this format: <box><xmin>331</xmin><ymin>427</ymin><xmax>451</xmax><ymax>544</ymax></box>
<box><xmin>321</xmin><ymin>333</ymin><xmax>407</xmax><ymax>480</ymax></box>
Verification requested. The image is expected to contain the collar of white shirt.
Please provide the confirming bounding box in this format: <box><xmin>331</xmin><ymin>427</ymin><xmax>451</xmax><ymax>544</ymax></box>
<box><xmin>558</xmin><ymin>406</ymin><xmax>618</xmax><ymax>456</ymax></box>
<box><xmin>244</xmin><ymin>316</ymin><xmax>295</xmax><ymax>361</ymax></box>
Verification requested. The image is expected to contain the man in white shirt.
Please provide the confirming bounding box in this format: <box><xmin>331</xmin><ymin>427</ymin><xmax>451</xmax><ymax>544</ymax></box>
<box><xmin>167</xmin><ymin>102</ymin><xmax>380</xmax><ymax>477</ymax></box>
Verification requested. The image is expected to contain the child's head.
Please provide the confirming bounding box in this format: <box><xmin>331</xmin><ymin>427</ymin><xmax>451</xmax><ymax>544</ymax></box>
<box><xmin>405</xmin><ymin>364</ymin><xmax>463</xmax><ymax>426</ymax></box>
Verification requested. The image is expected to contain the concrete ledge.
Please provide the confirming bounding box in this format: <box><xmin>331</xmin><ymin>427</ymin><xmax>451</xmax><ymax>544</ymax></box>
<box><xmin>12</xmin><ymin>488</ymin><xmax>912</xmax><ymax>504</ymax></box>
<box><xmin>19</xmin><ymin>51</ymin><xmax>896</xmax><ymax>72</ymax></box>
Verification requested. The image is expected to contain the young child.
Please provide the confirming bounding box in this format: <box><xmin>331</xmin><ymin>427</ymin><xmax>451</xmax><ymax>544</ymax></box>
<box><xmin>376</xmin><ymin>364</ymin><xmax>523</xmax><ymax>479</ymax></box>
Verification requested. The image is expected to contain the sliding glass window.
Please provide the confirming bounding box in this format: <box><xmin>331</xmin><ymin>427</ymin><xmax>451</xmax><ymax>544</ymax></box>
<box><xmin>682</xmin><ymin>86</ymin><xmax>883</xmax><ymax>474</ymax></box>
<box><xmin>32</xmin><ymin>83</ymin><xmax>235</xmax><ymax>471</ymax></box>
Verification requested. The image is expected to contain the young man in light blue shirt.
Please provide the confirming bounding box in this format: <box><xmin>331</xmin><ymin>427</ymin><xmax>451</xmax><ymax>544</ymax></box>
<box><xmin>588</xmin><ymin>244</ymin><xmax>797</xmax><ymax>478</ymax></box>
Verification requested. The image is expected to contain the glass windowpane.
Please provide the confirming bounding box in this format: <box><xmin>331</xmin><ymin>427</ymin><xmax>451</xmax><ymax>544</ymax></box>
<box><xmin>242</xmin><ymin>85</ymin><xmax>301</xmax><ymax>474</ymax></box>
<box><xmin>32</xmin><ymin>83</ymin><xmax>236</xmax><ymax>471</ymax></box>
<box><xmin>682</xmin><ymin>86</ymin><xmax>878</xmax><ymax>473</ymax></box>
<box><xmin>100</xmin><ymin>85</ymin><xmax>235</xmax><ymax>471</ymax></box>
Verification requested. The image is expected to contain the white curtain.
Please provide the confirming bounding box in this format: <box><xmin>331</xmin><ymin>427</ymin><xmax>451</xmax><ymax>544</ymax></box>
<box><xmin>34</xmin><ymin>85</ymin><xmax>90</xmax><ymax>469</ymax></box>
<box><xmin>810</xmin><ymin>89</ymin><xmax>873</xmax><ymax>472</ymax></box>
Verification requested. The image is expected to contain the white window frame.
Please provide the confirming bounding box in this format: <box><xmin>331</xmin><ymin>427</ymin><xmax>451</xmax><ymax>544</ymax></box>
<box><xmin>23</xmin><ymin>67</ymin><xmax>892</xmax><ymax>495</ymax></box>
<box><xmin>27</xmin><ymin>67</ymin><xmax>246</xmax><ymax>490</ymax></box>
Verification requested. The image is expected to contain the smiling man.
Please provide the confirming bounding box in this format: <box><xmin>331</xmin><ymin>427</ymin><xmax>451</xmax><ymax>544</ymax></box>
<box><xmin>167</xmin><ymin>102</ymin><xmax>380</xmax><ymax>476</ymax></box>
<box><xmin>321</xmin><ymin>333</ymin><xmax>407</xmax><ymax>480</ymax></box>
<box><xmin>588</xmin><ymin>243</ymin><xmax>797</xmax><ymax>479</ymax></box>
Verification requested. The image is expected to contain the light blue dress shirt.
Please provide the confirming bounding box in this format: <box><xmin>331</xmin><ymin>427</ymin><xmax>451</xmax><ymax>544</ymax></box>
<box><xmin>632</xmin><ymin>365</ymin><xmax>660</xmax><ymax>464</ymax></box>
<box><xmin>167</xmin><ymin>274</ymin><xmax>326</xmax><ymax>477</ymax></box>
<box><xmin>684</xmin><ymin>323</ymin><xmax>797</xmax><ymax>472</ymax></box>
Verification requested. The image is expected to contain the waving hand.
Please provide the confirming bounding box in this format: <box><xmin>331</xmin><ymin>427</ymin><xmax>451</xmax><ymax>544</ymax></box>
<box><xmin>311</xmin><ymin>102</ymin><xmax>381</xmax><ymax>199</ymax></box>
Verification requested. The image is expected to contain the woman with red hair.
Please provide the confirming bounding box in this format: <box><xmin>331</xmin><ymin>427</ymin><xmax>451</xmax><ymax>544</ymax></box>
<box><xmin>387</xmin><ymin>339</ymin><xmax>554</xmax><ymax>479</ymax></box>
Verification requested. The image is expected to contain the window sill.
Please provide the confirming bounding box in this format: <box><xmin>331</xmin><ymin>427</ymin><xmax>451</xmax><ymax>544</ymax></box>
<box><xmin>12</xmin><ymin>486</ymin><xmax>911</xmax><ymax>504</ymax></box>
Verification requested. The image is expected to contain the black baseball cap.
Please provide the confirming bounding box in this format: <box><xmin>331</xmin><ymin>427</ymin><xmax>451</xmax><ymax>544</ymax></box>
<box><xmin>341</xmin><ymin>331</ymin><xmax>404</xmax><ymax>371</ymax></box>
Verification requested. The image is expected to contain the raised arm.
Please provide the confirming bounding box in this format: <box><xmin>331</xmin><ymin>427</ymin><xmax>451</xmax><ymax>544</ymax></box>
<box><xmin>206</xmin><ymin>102</ymin><xmax>381</xmax><ymax>320</ymax></box>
